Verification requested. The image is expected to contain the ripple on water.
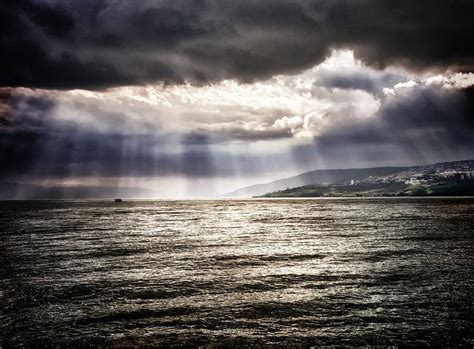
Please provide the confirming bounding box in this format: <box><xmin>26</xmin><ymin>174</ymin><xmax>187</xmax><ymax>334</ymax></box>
<box><xmin>0</xmin><ymin>198</ymin><xmax>473</xmax><ymax>347</ymax></box>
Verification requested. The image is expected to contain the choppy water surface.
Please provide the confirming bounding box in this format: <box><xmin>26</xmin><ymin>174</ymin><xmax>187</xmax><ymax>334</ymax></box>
<box><xmin>1</xmin><ymin>198</ymin><xmax>473</xmax><ymax>347</ymax></box>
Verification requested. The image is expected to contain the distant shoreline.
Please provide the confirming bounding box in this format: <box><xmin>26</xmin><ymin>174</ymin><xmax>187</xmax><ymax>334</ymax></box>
<box><xmin>1</xmin><ymin>196</ymin><xmax>474</xmax><ymax>202</ymax></box>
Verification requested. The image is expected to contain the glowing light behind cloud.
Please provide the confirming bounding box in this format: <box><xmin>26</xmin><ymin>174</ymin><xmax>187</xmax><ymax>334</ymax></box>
<box><xmin>2</xmin><ymin>50</ymin><xmax>473</xmax><ymax>198</ymax></box>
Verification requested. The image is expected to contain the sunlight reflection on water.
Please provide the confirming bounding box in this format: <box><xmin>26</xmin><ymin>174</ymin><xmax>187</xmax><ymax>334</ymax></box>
<box><xmin>1</xmin><ymin>198</ymin><xmax>473</xmax><ymax>347</ymax></box>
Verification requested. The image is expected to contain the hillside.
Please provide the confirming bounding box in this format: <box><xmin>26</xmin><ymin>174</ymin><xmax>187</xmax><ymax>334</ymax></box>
<box><xmin>224</xmin><ymin>160</ymin><xmax>474</xmax><ymax>197</ymax></box>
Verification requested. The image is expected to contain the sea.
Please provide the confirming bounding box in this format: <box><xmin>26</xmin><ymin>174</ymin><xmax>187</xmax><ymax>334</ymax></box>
<box><xmin>1</xmin><ymin>198</ymin><xmax>473</xmax><ymax>348</ymax></box>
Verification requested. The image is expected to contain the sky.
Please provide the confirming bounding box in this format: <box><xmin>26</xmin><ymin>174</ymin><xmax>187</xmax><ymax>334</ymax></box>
<box><xmin>1</xmin><ymin>0</ymin><xmax>473</xmax><ymax>198</ymax></box>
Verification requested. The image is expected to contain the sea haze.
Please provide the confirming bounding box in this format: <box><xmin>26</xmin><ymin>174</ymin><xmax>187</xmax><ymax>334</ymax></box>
<box><xmin>1</xmin><ymin>199</ymin><xmax>473</xmax><ymax>347</ymax></box>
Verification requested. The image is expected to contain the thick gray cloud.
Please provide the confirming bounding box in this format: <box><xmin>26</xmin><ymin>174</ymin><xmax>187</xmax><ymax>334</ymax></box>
<box><xmin>1</xmin><ymin>0</ymin><xmax>473</xmax><ymax>89</ymax></box>
<box><xmin>313</xmin><ymin>70</ymin><xmax>404</xmax><ymax>94</ymax></box>
<box><xmin>306</xmin><ymin>86</ymin><xmax>474</xmax><ymax>165</ymax></box>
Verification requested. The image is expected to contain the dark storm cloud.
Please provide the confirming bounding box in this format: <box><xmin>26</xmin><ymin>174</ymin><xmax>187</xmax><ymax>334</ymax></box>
<box><xmin>319</xmin><ymin>1</ymin><xmax>474</xmax><ymax>72</ymax></box>
<box><xmin>200</xmin><ymin>128</ymin><xmax>293</xmax><ymax>142</ymax></box>
<box><xmin>0</xmin><ymin>126</ymin><xmax>293</xmax><ymax>182</ymax></box>
<box><xmin>306</xmin><ymin>86</ymin><xmax>474</xmax><ymax>164</ymax></box>
<box><xmin>0</xmin><ymin>0</ymin><xmax>133</xmax><ymax>89</ymax></box>
<box><xmin>313</xmin><ymin>71</ymin><xmax>404</xmax><ymax>94</ymax></box>
<box><xmin>0</xmin><ymin>128</ymin><xmax>214</xmax><ymax>179</ymax></box>
<box><xmin>1</xmin><ymin>0</ymin><xmax>473</xmax><ymax>89</ymax></box>
<box><xmin>0</xmin><ymin>89</ymin><xmax>54</xmax><ymax>129</ymax></box>
<box><xmin>179</xmin><ymin>130</ymin><xmax>290</xmax><ymax>146</ymax></box>
<box><xmin>0</xmin><ymin>90</ymin><xmax>56</xmax><ymax>177</ymax></box>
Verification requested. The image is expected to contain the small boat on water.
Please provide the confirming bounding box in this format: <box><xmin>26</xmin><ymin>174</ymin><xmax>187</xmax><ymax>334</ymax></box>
<box><xmin>114</xmin><ymin>198</ymin><xmax>123</xmax><ymax>203</ymax></box>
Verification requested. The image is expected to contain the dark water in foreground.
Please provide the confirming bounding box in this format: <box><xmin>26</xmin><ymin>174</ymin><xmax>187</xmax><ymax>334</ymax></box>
<box><xmin>1</xmin><ymin>198</ymin><xmax>473</xmax><ymax>348</ymax></box>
